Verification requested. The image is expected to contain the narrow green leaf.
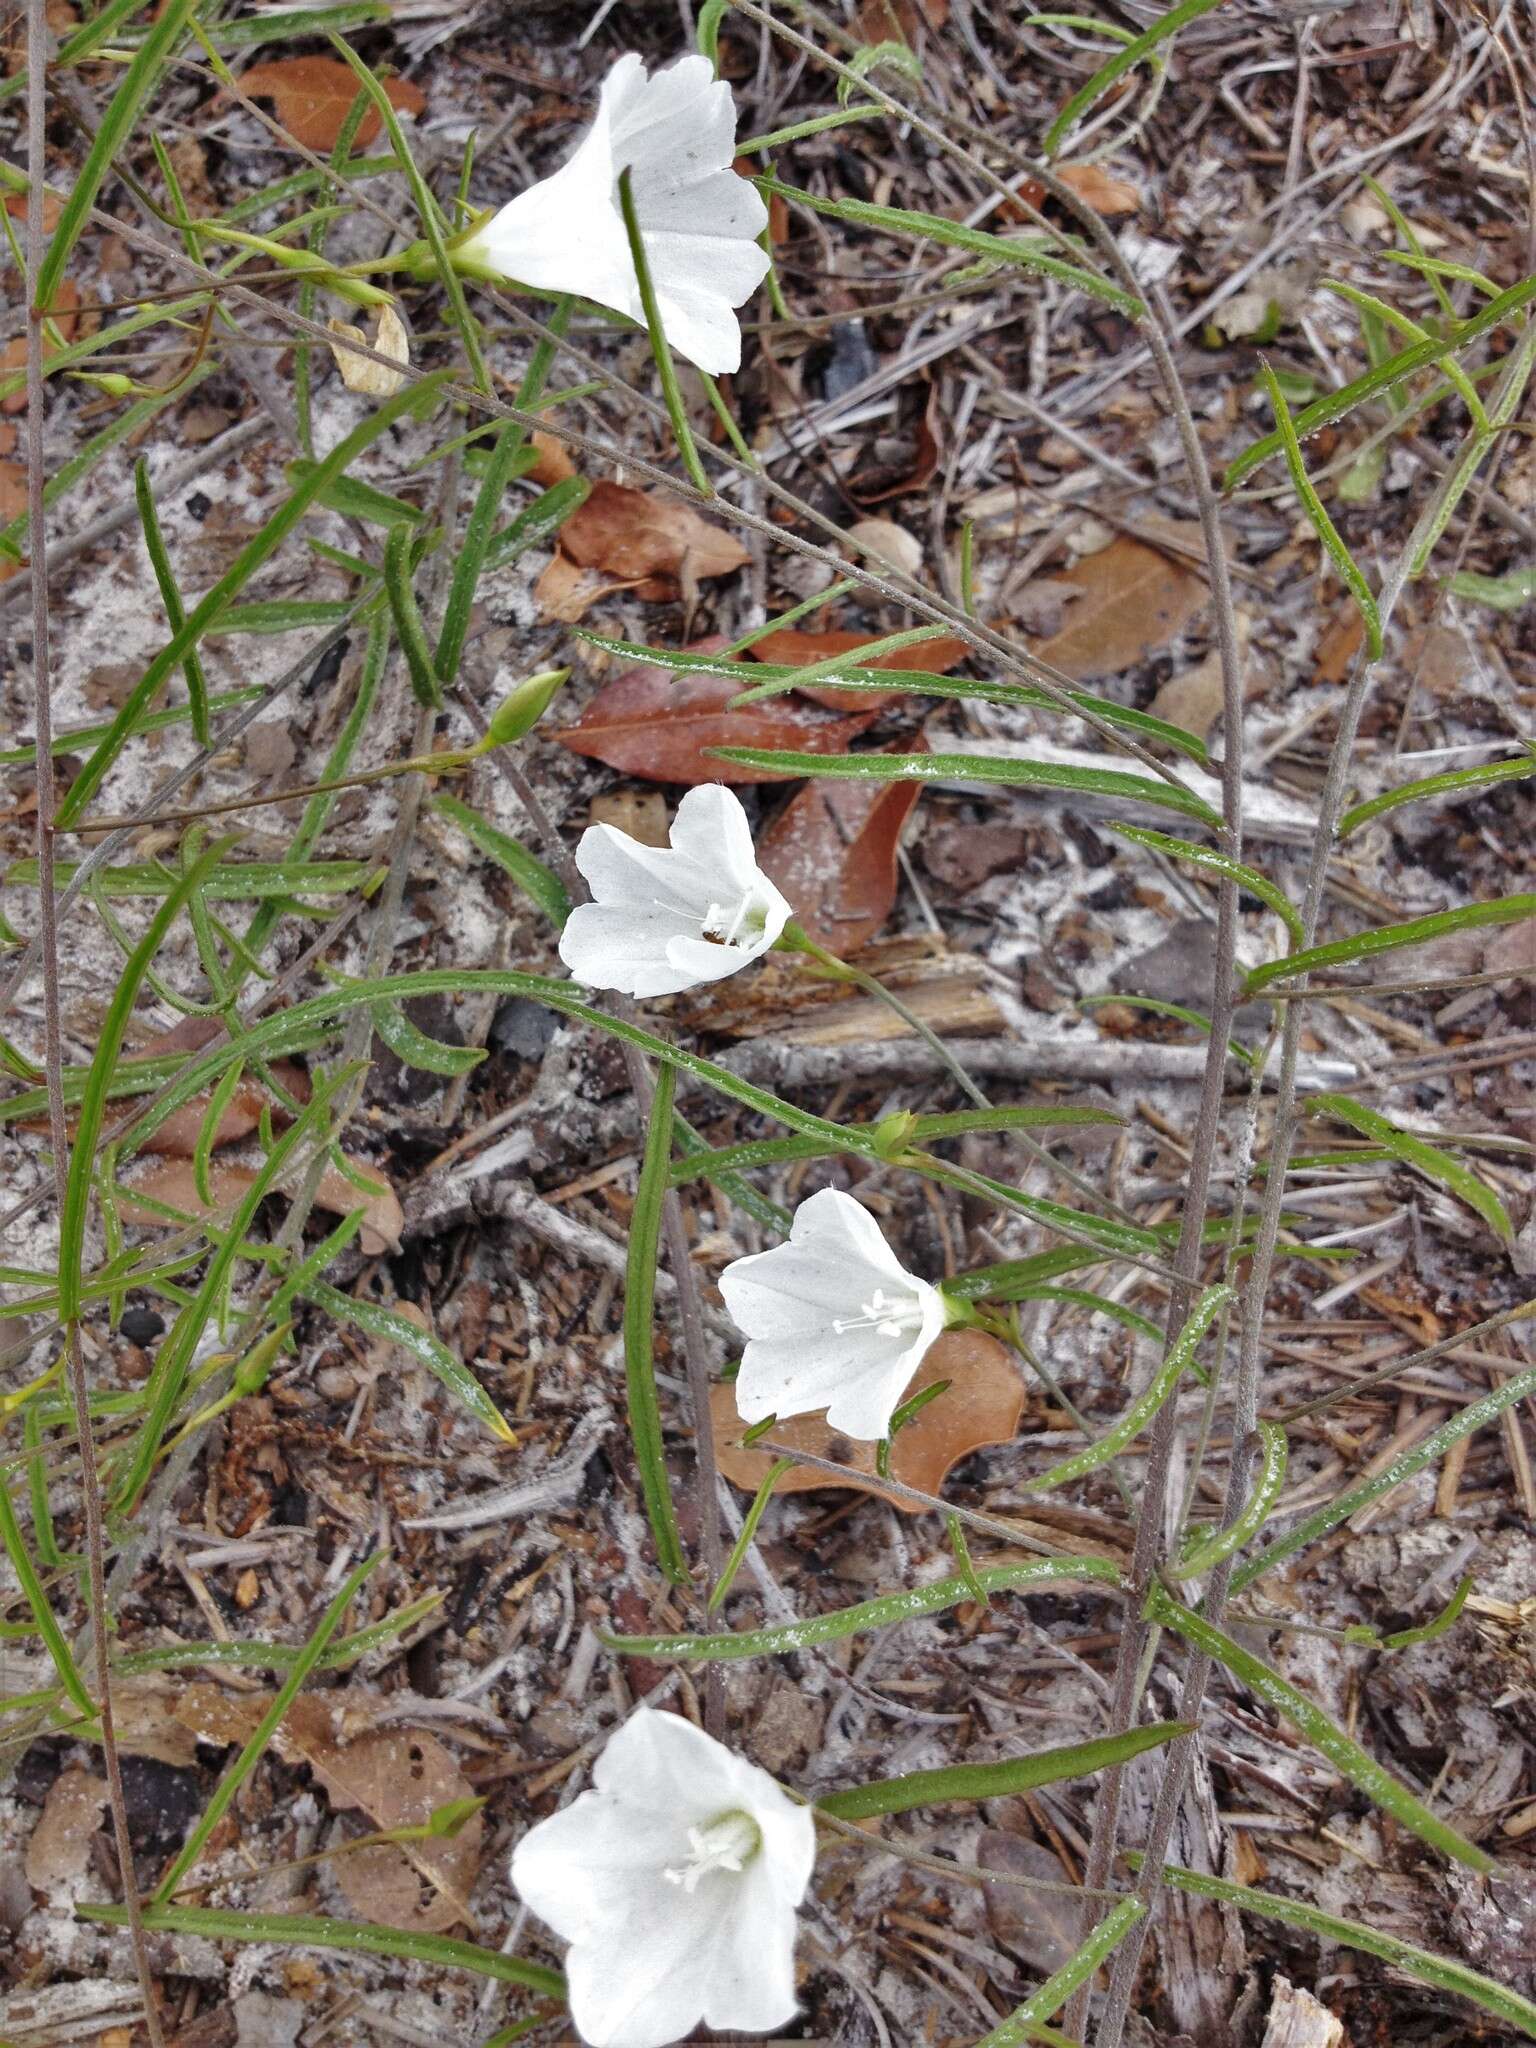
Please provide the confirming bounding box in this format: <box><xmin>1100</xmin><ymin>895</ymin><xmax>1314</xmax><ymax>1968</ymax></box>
<box><xmin>384</xmin><ymin>521</ymin><xmax>442</xmax><ymax>709</ymax></box>
<box><xmin>1151</xmin><ymin>1864</ymin><xmax>1536</xmax><ymax>2037</ymax></box>
<box><xmin>58</xmin><ymin>847</ymin><xmax>225</xmax><ymax>1322</ymax></box>
<box><xmin>1147</xmin><ymin>1586</ymin><xmax>1491</xmax><ymax>1871</ymax></box>
<box><xmin>1446</xmin><ymin>564</ymin><xmax>1536</xmax><ymax>612</ymax></box>
<box><xmin>820</xmin><ymin>1723</ymin><xmax>1189</xmax><ymax>1821</ymax></box>
<box><xmin>757</xmin><ymin>175</ymin><xmax>1143</xmax><ymax>314</ymax></box>
<box><xmin>577</xmin><ymin>632</ymin><xmax>1211</xmax><ymax>765</ymax></box>
<box><xmin>431</xmin><ymin>795</ymin><xmax>570</xmax><ymax>928</ymax></box>
<box><xmin>1024</xmin><ymin>1283</ymin><xmax>1229</xmax><ymax>1493</ymax></box>
<box><xmin>1042</xmin><ymin>0</ymin><xmax>1226</xmax><ymax>154</ymax></box>
<box><xmin>975</xmin><ymin>1898</ymin><xmax>1147</xmax><ymax>2046</ymax></box>
<box><xmin>484</xmin><ymin>475</ymin><xmax>589</xmax><ymax>573</ymax></box>
<box><xmin>0</xmin><ymin>689</ymin><xmax>263</xmax><ymax>770</ymax></box>
<box><xmin>306</xmin><ymin>1283</ymin><xmax>514</xmax><ymax>1444</ymax></box>
<box><xmin>437</xmin><ymin>419</ymin><xmax>527</xmax><ymax>686</ymax></box>
<box><xmin>1306</xmin><ymin>1093</ymin><xmax>1510</xmax><ymax>1240</ymax></box>
<box><xmin>1168</xmin><ymin>1419</ymin><xmax>1287</xmax><ymax>1578</ymax></box>
<box><xmin>710</xmin><ymin>1458</ymin><xmax>790</xmax><ymax>1613</ymax></box>
<box><xmin>284</xmin><ymin>460</ymin><xmax>424</xmax><ymax>527</ymax></box>
<box><xmin>56</xmin><ymin>373</ymin><xmax>448</xmax><ymax>826</ymax></box>
<box><xmin>134</xmin><ymin>458</ymin><xmax>210</xmax><ymax>746</ymax></box>
<box><xmin>668</xmin><ymin>1106</ymin><xmax>1122</xmax><ymax>1187</ymax></box>
<box><xmin>1246</xmin><ymin>894</ymin><xmax>1536</xmax><ymax>991</ymax></box>
<box><xmin>371</xmin><ymin>1002</ymin><xmax>486</xmax><ymax>1077</ymax></box>
<box><xmin>1260</xmin><ymin>361</ymin><xmax>1381</xmax><ymax>658</ymax></box>
<box><xmin>603</xmin><ymin>1555</ymin><xmax>1123</xmax><ymax>1662</ymax></box>
<box><xmin>0</xmin><ymin>1472</ymin><xmax>95</xmax><ymax>1719</ymax></box>
<box><xmin>1078</xmin><ymin>992</ymin><xmax>1257</xmax><ymax>1069</ymax></box>
<box><xmin>154</xmin><ymin>1552</ymin><xmax>384</xmax><ymax>1902</ymax></box>
<box><xmin>1114</xmin><ymin>825</ymin><xmax>1303</xmax><ymax>945</ymax></box>
<box><xmin>625</xmin><ymin>1061</ymin><xmax>688</xmax><ymax>1585</ymax></box>
<box><xmin>1340</xmin><ymin>752</ymin><xmax>1536</xmax><ymax>835</ymax></box>
<box><xmin>35</xmin><ymin>0</ymin><xmax>200</xmax><ymax>308</ymax></box>
<box><xmin>1226</xmin><ymin>271</ymin><xmax>1536</xmax><ymax>489</ymax></box>
<box><xmin>78</xmin><ymin>1903</ymin><xmax>564</xmax><ymax>2001</ymax></box>
<box><xmin>8</xmin><ymin>859</ymin><xmax>372</xmax><ymax>901</ymax></box>
<box><xmin>709</xmin><ymin>747</ymin><xmax>1221</xmax><ymax>826</ymax></box>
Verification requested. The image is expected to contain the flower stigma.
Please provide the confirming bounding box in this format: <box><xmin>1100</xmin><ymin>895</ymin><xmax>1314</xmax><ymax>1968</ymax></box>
<box><xmin>831</xmin><ymin>1287</ymin><xmax>928</xmax><ymax>1340</ymax></box>
<box><xmin>662</xmin><ymin>1809</ymin><xmax>764</xmax><ymax>1893</ymax></box>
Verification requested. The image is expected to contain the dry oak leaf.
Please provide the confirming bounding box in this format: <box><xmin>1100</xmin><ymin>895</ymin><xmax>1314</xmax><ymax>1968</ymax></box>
<box><xmin>757</xmin><ymin>735</ymin><xmax>928</xmax><ymax>952</ymax></box>
<box><xmin>175</xmin><ymin>1690</ymin><xmax>481</xmax><ymax>1934</ymax></box>
<box><xmin>234</xmin><ymin>58</ymin><xmax>425</xmax><ymax>151</ymax></box>
<box><xmin>713</xmin><ymin>1328</ymin><xmax>1023</xmax><ymax>1510</ymax></box>
<box><xmin>532</xmin><ymin>550</ymin><xmax>639</xmax><ymax>625</ymax></box>
<box><xmin>1028</xmin><ymin>532</ymin><xmax>1206</xmax><ymax>680</ymax></box>
<box><xmin>120</xmin><ymin>1153</ymin><xmax>402</xmax><ymax>1256</ymax></box>
<box><xmin>327</xmin><ymin>301</ymin><xmax>410</xmax><ymax>399</ymax></box>
<box><xmin>556</xmin><ymin>657</ymin><xmax>877</xmax><ymax>785</ymax></box>
<box><xmin>747</xmin><ymin>625</ymin><xmax>969</xmax><ymax>712</ymax></box>
<box><xmin>1314</xmin><ymin>606</ymin><xmax>1365</xmax><ymax>685</ymax></box>
<box><xmin>2</xmin><ymin>277</ymin><xmax>82</xmax><ymax>416</ymax></box>
<box><xmin>525</xmin><ymin>429</ymin><xmax>576</xmax><ymax>488</ymax></box>
<box><xmin>558</xmin><ymin>478</ymin><xmax>749</xmax><ymax>587</ymax></box>
<box><xmin>1055</xmin><ymin>162</ymin><xmax>1140</xmax><ymax>216</ymax></box>
<box><xmin>132</xmin><ymin>1015</ymin><xmax>310</xmax><ymax>1157</ymax></box>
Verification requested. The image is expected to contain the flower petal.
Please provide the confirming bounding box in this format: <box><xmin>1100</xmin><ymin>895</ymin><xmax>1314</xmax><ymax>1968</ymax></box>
<box><xmin>559</xmin><ymin>902</ymin><xmax>708</xmax><ymax>997</ymax></box>
<box><xmin>572</xmin><ymin>820</ymin><xmax>710</xmax><ymax>919</ymax></box>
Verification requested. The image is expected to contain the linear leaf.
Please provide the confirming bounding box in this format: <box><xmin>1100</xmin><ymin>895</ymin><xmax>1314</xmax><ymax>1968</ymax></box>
<box><xmin>431</xmin><ymin>795</ymin><xmax>570</xmax><ymax>928</ymax></box>
<box><xmin>975</xmin><ymin>1898</ymin><xmax>1147</xmax><ymax>2046</ymax></box>
<box><xmin>819</xmin><ymin>1723</ymin><xmax>1189</xmax><ymax>1821</ymax></box>
<box><xmin>1340</xmin><ymin>752</ymin><xmax>1536</xmax><ymax>835</ymax></box>
<box><xmin>77</xmin><ymin>1904</ymin><xmax>564</xmax><ymax>2000</ymax></box>
<box><xmin>602</xmin><ymin>1556</ymin><xmax>1123</xmax><ymax>1662</ymax></box>
<box><xmin>1114</xmin><ymin>825</ymin><xmax>1303</xmax><ymax>945</ymax></box>
<box><xmin>757</xmin><ymin>175</ymin><xmax>1142</xmax><ymax>313</ymax></box>
<box><xmin>1246</xmin><ymin>894</ymin><xmax>1536</xmax><ymax>991</ymax></box>
<box><xmin>624</xmin><ymin>1061</ymin><xmax>688</xmax><ymax>1584</ymax></box>
<box><xmin>1168</xmin><ymin>1419</ymin><xmax>1287</xmax><ymax>1578</ymax></box>
<box><xmin>1306</xmin><ymin>1093</ymin><xmax>1511</xmax><ymax>1241</ymax></box>
<box><xmin>1261</xmin><ymin>362</ymin><xmax>1381</xmax><ymax>657</ymax></box>
<box><xmin>1147</xmin><ymin>1586</ymin><xmax>1491</xmax><ymax>1870</ymax></box>
<box><xmin>1151</xmin><ymin>1865</ymin><xmax>1536</xmax><ymax>2037</ymax></box>
<box><xmin>1042</xmin><ymin>0</ymin><xmax>1227</xmax><ymax>154</ymax></box>
<box><xmin>710</xmin><ymin>747</ymin><xmax>1221</xmax><ymax>826</ymax></box>
<box><xmin>307</xmin><ymin>1283</ymin><xmax>514</xmax><ymax>1444</ymax></box>
<box><xmin>1231</xmin><ymin>1357</ymin><xmax>1536</xmax><ymax>1595</ymax></box>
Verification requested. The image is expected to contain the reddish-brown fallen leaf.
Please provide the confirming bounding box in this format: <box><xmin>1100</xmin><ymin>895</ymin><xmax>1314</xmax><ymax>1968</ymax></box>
<box><xmin>855</xmin><ymin>0</ymin><xmax>949</xmax><ymax>39</ymax></box>
<box><xmin>556</xmin><ymin>661</ymin><xmax>876</xmax><ymax>785</ymax></box>
<box><xmin>1056</xmin><ymin>163</ymin><xmax>1140</xmax><ymax>216</ymax></box>
<box><xmin>747</xmin><ymin>625</ymin><xmax>969</xmax><ymax>711</ymax></box>
<box><xmin>1314</xmin><ymin>606</ymin><xmax>1365</xmax><ymax>685</ymax></box>
<box><xmin>532</xmin><ymin>551</ymin><xmax>640</xmax><ymax>624</ymax></box>
<box><xmin>176</xmin><ymin>1690</ymin><xmax>480</xmax><ymax>1934</ymax></box>
<box><xmin>757</xmin><ymin>736</ymin><xmax>928</xmax><ymax>951</ymax></box>
<box><xmin>1028</xmin><ymin>533</ymin><xmax>1206</xmax><ymax>680</ymax></box>
<box><xmin>2</xmin><ymin>278</ymin><xmax>81</xmax><ymax>415</ymax></box>
<box><xmin>713</xmin><ymin>1329</ymin><xmax>1023</xmax><ymax>1510</ymax></box>
<box><xmin>559</xmin><ymin>479</ymin><xmax>749</xmax><ymax>584</ymax></box>
<box><xmin>127</xmin><ymin>1017</ymin><xmax>310</xmax><ymax>1156</ymax></box>
<box><xmin>234</xmin><ymin>57</ymin><xmax>426</xmax><ymax>152</ymax></box>
<box><xmin>0</xmin><ymin>458</ymin><xmax>24</xmax><ymax>520</ymax></box>
<box><xmin>120</xmin><ymin>1153</ymin><xmax>402</xmax><ymax>1255</ymax></box>
<box><xmin>525</xmin><ymin>429</ymin><xmax>575</xmax><ymax>488</ymax></box>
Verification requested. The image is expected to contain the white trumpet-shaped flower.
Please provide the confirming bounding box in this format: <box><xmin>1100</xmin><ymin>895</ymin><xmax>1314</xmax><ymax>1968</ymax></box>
<box><xmin>457</xmin><ymin>52</ymin><xmax>770</xmax><ymax>374</ymax></box>
<box><xmin>510</xmin><ymin>1705</ymin><xmax>815</xmax><ymax>2048</ymax></box>
<box><xmin>558</xmin><ymin>783</ymin><xmax>791</xmax><ymax>999</ymax></box>
<box><xmin>721</xmin><ymin>1186</ymin><xmax>950</xmax><ymax>1441</ymax></box>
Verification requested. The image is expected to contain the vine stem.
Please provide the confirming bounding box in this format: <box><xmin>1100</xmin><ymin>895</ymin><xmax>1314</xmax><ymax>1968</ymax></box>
<box><xmin>1091</xmin><ymin>317</ymin><xmax>1536</xmax><ymax>2048</ymax></box>
<box><xmin>456</xmin><ymin>696</ymin><xmax>728</xmax><ymax>1736</ymax></box>
<box><xmin>23</xmin><ymin>4</ymin><xmax>165</xmax><ymax>2039</ymax></box>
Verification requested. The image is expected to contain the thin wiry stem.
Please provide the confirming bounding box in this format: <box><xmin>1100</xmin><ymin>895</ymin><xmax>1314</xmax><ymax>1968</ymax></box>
<box><xmin>23</xmin><ymin>4</ymin><xmax>164</xmax><ymax>2039</ymax></box>
<box><xmin>1091</xmin><ymin>319</ymin><xmax>1536</xmax><ymax>2048</ymax></box>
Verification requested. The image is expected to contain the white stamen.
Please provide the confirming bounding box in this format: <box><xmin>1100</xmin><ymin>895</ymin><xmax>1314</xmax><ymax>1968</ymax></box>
<box><xmin>831</xmin><ymin>1287</ymin><xmax>926</xmax><ymax>1340</ymax></box>
<box><xmin>702</xmin><ymin>890</ymin><xmax>761</xmax><ymax>947</ymax></box>
<box><xmin>662</xmin><ymin>1810</ymin><xmax>762</xmax><ymax>1893</ymax></box>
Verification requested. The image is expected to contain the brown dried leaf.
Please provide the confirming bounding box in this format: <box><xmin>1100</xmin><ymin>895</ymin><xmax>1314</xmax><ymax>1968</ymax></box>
<box><xmin>1028</xmin><ymin>534</ymin><xmax>1206</xmax><ymax>680</ymax></box>
<box><xmin>121</xmin><ymin>1152</ymin><xmax>401</xmax><ymax>1255</ymax></box>
<box><xmin>850</xmin><ymin>382</ymin><xmax>942</xmax><ymax>506</ymax></box>
<box><xmin>1056</xmin><ymin>162</ymin><xmax>1140</xmax><ymax>216</ymax></box>
<box><xmin>132</xmin><ymin>1016</ymin><xmax>310</xmax><ymax>1157</ymax></box>
<box><xmin>174</xmin><ymin>1691</ymin><xmax>481</xmax><ymax>1933</ymax></box>
<box><xmin>2</xmin><ymin>279</ymin><xmax>81</xmax><ymax>415</ymax></box>
<box><xmin>327</xmin><ymin>302</ymin><xmax>409</xmax><ymax>399</ymax></box>
<box><xmin>757</xmin><ymin>736</ymin><xmax>927</xmax><ymax>951</ymax></box>
<box><xmin>24</xmin><ymin>1769</ymin><xmax>109</xmax><ymax>1895</ymax></box>
<box><xmin>526</xmin><ymin>430</ymin><xmax>576</xmax><ymax>487</ymax></box>
<box><xmin>235</xmin><ymin>58</ymin><xmax>425</xmax><ymax>152</ymax></box>
<box><xmin>747</xmin><ymin>626</ymin><xmax>969</xmax><ymax>712</ymax></box>
<box><xmin>0</xmin><ymin>459</ymin><xmax>24</xmax><ymax>522</ymax></box>
<box><xmin>556</xmin><ymin>659</ymin><xmax>876</xmax><ymax>785</ymax></box>
<box><xmin>713</xmin><ymin>1329</ymin><xmax>1023</xmax><ymax>1509</ymax></box>
<box><xmin>532</xmin><ymin>551</ymin><xmax>640</xmax><ymax>624</ymax></box>
<box><xmin>558</xmin><ymin>479</ymin><xmax>749</xmax><ymax>584</ymax></box>
<box><xmin>589</xmin><ymin>788</ymin><xmax>670</xmax><ymax>848</ymax></box>
<box><xmin>1315</xmin><ymin>607</ymin><xmax>1365</xmax><ymax>685</ymax></box>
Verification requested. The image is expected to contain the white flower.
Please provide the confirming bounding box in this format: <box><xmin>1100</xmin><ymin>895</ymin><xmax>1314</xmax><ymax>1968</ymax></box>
<box><xmin>510</xmin><ymin>1705</ymin><xmax>815</xmax><ymax>2048</ymax></box>
<box><xmin>458</xmin><ymin>52</ymin><xmax>770</xmax><ymax>374</ymax></box>
<box><xmin>721</xmin><ymin>1186</ymin><xmax>949</xmax><ymax>1441</ymax></box>
<box><xmin>558</xmin><ymin>783</ymin><xmax>791</xmax><ymax>999</ymax></box>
